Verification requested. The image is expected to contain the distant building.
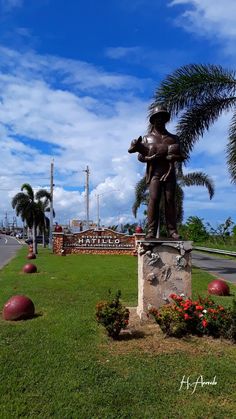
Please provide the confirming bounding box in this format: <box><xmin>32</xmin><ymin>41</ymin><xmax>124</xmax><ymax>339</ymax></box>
<box><xmin>70</xmin><ymin>219</ymin><xmax>96</xmax><ymax>232</ymax></box>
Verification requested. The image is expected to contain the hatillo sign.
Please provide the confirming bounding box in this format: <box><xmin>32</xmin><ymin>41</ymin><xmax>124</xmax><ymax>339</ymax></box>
<box><xmin>53</xmin><ymin>228</ymin><xmax>141</xmax><ymax>255</ymax></box>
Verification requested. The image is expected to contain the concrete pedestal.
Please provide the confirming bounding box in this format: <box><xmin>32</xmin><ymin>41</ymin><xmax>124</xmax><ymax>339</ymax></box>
<box><xmin>137</xmin><ymin>240</ymin><xmax>192</xmax><ymax>319</ymax></box>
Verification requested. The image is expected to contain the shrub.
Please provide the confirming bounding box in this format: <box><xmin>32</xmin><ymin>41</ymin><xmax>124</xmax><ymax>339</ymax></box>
<box><xmin>149</xmin><ymin>305</ymin><xmax>187</xmax><ymax>337</ymax></box>
<box><xmin>149</xmin><ymin>294</ymin><xmax>236</xmax><ymax>342</ymax></box>
<box><xmin>96</xmin><ymin>290</ymin><xmax>129</xmax><ymax>339</ymax></box>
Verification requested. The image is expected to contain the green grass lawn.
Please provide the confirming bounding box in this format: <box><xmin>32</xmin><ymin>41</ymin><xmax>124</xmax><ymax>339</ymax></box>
<box><xmin>0</xmin><ymin>248</ymin><xmax>236</xmax><ymax>418</ymax></box>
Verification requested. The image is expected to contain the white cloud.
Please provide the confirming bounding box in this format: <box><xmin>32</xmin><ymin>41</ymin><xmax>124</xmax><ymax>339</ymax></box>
<box><xmin>169</xmin><ymin>1</ymin><xmax>236</xmax><ymax>40</ymax></box>
<box><xmin>0</xmin><ymin>44</ymin><xmax>235</xmax><ymax>228</ymax></box>
<box><xmin>105</xmin><ymin>47</ymin><xmax>141</xmax><ymax>60</ymax></box>
<box><xmin>0</xmin><ymin>45</ymin><xmax>149</xmax><ymax>226</ymax></box>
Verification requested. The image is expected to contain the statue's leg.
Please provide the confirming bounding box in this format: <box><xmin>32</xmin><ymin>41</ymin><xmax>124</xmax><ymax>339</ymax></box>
<box><xmin>146</xmin><ymin>176</ymin><xmax>162</xmax><ymax>239</ymax></box>
<box><xmin>164</xmin><ymin>180</ymin><xmax>180</xmax><ymax>239</ymax></box>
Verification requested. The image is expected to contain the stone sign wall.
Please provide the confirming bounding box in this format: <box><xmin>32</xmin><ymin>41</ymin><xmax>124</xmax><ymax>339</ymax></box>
<box><xmin>53</xmin><ymin>228</ymin><xmax>144</xmax><ymax>255</ymax></box>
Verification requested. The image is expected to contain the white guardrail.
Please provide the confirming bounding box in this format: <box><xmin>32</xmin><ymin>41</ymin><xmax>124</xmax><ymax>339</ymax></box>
<box><xmin>193</xmin><ymin>246</ymin><xmax>236</xmax><ymax>257</ymax></box>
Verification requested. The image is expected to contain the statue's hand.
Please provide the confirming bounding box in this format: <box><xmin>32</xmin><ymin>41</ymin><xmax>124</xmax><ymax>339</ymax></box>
<box><xmin>138</xmin><ymin>153</ymin><xmax>147</xmax><ymax>163</ymax></box>
<box><xmin>166</xmin><ymin>154</ymin><xmax>185</xmax><ymax>162</ymax></box>
<box><xmin>145</xmin><ymin>153</ymin><xmax>161</xmax><ymax>161</ymax></box>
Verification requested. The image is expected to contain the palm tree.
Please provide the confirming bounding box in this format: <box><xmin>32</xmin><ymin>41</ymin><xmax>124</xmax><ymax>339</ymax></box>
<box><xmin>12</xmin><ymin>184</ymin><xmax>50</xmax><ymax>254</ymax></box>
<box><xmin>150</xmin><ymin>64</ymin><xmax>236</xmax><ymax>183</ymax></box>
<box><xmin>35</xmin><ymin>190</ymin><xmax>53</xmax><ymax>248</ymax></box>
<box><xmin>132</xmin><ymin>170</ymin><xmax>215</xmax><ymax>235</ymax></box>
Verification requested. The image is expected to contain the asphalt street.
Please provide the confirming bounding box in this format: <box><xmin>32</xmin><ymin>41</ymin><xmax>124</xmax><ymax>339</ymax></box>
<box><xmin>192</xmin><ymin>251</ymin><xmax>236</xmax><ymax>284</ymax></box>
<box><xmin>0</xmin><ymin>235</ymin><xmax>21</xmax><ymax>270</ymax></box>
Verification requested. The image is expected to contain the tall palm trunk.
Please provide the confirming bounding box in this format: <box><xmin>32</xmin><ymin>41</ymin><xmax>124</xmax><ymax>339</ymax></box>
<box><xmin>32</xmin><ymin>221</ymin><xmax>38</xmax><ymax>254</ymax></box>
<box><xmin>42</xmin><ymin>224</ymin><xmax>46</xmax><ymax>248</ymax></box>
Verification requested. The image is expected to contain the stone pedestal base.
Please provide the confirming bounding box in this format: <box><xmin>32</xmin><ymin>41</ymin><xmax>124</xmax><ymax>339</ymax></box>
<box><xmin>137</xmin><ymin>240</ymin><xmax>192</xmax><ymax>319</ymax></box>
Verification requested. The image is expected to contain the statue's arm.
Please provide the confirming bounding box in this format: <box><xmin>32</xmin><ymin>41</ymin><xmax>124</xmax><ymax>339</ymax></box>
<box><xmin>166</xmin><ymin>136</ymin><xmax>186</xmax><ymax>162</ymax></box>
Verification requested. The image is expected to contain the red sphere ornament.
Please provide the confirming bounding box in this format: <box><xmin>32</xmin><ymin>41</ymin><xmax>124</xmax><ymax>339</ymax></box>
<box><xmin>23</xmin><ymin>263</ymin><xmax>37</xmax><ymax>274</ymax></box>
<box><xmin>135</xmin><ymin>226</ymin><xmax>143</xmax><ymax>234</ymax></box>
<box><xmin>27</xmin><ymin>252</ymin><xmax>36</xmax><ymax>260</ymax></box>
<box><xmin>208</xmin><ymin>279</ymin><xmax>230</xmax><ymax>296</ymax></box>
<box><xmin>54</xmin><ymin>225</ymin><xmax>63</xmax><ymax>232</ymax></box>
<box><xmin>3</xmin><ymin>295</ymin><xmax>35</xmax><ymax>321</ymax></box>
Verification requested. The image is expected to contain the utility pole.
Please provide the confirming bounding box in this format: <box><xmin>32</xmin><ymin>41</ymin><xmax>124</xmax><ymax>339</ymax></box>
<box><xmin>97</xmin><ymin>194</ymin><xmax>100</xmax><ymax>229</ymax></box>
<box><xmin>5</xmin><ymin>212</ymin><xmax>8</xmax><ymax>231</ymax></box>
<box><xmin>49</xmin><ymin>159</ymin><xmax>54</xmax><ymax>249</ymax></box>
<box><xmin>83</xmin><ymin>166</ymin><xmax>90</xmax><ymax>229</ymax></box>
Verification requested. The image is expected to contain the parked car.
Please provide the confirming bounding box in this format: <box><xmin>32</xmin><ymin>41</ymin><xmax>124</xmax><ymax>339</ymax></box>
<box><xmin>25</xmin><ymin>236</ymin><xmax>49</xmax><ymax>245</ymax></box>
<box><xmin>16</xmin><ymin>233</ymin><xmax>23</xmax><ymax>239</ymax></box>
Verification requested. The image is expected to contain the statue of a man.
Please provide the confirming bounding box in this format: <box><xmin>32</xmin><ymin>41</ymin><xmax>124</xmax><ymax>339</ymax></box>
<box><xmin>128</xmin><ymin>106</ymin><xmax>185</xmax><ymax>240</ymax></box>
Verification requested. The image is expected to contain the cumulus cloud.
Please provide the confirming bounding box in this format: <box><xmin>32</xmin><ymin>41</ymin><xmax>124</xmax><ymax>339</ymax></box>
<box><xmin>169</xmin><ymin>0</ymin><xmax>236</xmax><ymax>40</ymax></box>
<box><xmin>0</xmin><ymin>45</ymin><xmax>149</xmax><ymax>226</ymax></box>
<box><xmin>0</xmin><ymin>43</ymin><xmax>235</xmax><ymax>228</ymax></box>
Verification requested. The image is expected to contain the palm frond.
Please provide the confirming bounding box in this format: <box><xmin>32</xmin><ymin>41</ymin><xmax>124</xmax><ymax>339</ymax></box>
<box><xmin>132</xmin><ymin>176</ymin><xmax>148</xmax><ymax>218</ymax></box>
<box><xmin>151</xmin><ymin>64</ymin><xmax>236</xmax><ymax>117</ymax></box>
<box><xmin>12</xmin><ymin>193</ymin><xmax>29</xmax><ymax>209</ymax></box>
<box><xmin>227</xmin><ymin>111</ymin><xmax>236</xmax><ymax>184</ymax></box>
<box><xmin>179</xmin><ymin>172</ymin><xmax>215</xmax><ymax>199</ymax></box>
<box><xmin>35</xmin><ymin>189</ymin><xmax>51</xmax><ymax>202</ymax></box>
<box><xmin>21</xmin><ymin>183</ymin><xmax>34</xmax><ymax>200</ymax></box>
<box><xmin>176</xmin><ymin>97</ymin><xmax>236</xmax><ymax>157</ymax></box>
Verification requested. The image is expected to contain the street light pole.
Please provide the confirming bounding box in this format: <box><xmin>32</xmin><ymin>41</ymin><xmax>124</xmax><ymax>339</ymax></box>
<box><xmin>49</xmin><ymin>159</ymin><xmax>54</xmax><ymax>250</ymax></box>
<box><xmin>97</xmin><ymin>194</ymin><xmax>100</xmax><ymax>228</ymax></box>
<box><xmin>96</xmin><ymin>190</ymin><xmax>120</xmax><ymax>229</ymax></box>
<box><xmin>83</xmin><ymin>166</ymin><xmax>90</xmax><ymax>229</ymax></box>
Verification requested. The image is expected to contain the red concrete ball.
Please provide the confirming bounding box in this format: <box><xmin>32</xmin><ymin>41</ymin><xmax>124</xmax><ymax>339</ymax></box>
<box><xmin>135</xmin><ymin>226</ymin><xmax>143</xmax><ymax>233</ymax></box>
<box><xmin>23</xmin><ymin>263</ymin><xmax>37</xmax><ymax>274</ymax></box>
<box><xmin>27</xmin><ymin>252</ymin><xmax>36</xmax><ymax>260</ymax></box>
<box><xmin>54</xmin><ymin>225</ymin><xmax>63</xmax><ymax>232</ymax></box>
<box><xmin>3</xmin><ymin>295</ymin><xmax>35</xmax><ymax>320</ymax></box>
<box><xmin>208</xmin><ymin>279</ymin><xmax>230</xmax><ymax>296</ymax></box>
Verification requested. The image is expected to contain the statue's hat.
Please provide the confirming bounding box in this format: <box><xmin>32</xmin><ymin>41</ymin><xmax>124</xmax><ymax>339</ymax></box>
<box><xmin>149</xmin><ymin>106</ymin><xmax>170</xmax><ymax>124</ymax></box>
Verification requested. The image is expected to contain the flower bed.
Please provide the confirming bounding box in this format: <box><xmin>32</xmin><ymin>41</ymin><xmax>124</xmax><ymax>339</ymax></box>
<box><xmin>148</xmin><ymin>294</ymin><xmax>236</xmax><ymax>341</ymax></box>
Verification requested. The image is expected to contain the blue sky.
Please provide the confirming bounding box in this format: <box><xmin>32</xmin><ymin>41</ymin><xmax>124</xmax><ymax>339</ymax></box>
<box><xmin>0</xmin><ymin>0</ymin><xmax>235</xmax><ymax>229</ymax></box>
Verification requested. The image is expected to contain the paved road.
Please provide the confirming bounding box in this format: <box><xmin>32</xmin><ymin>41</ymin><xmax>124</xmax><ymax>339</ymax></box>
<box><xmin>192</xmin><ymin>251</ymin><xmax>236</xmax><ymax>284</ymax></box>
<box><xmin>0</xmin><ymin>235</ymin><xmax>22</xmax><ymax>270</ymax></box>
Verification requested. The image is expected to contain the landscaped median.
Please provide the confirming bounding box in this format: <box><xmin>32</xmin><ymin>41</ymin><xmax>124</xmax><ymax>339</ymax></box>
<box><xmin>0</xmin><ymin>248</ymin><xmax>236</xmax><ymax>418</ymax></box>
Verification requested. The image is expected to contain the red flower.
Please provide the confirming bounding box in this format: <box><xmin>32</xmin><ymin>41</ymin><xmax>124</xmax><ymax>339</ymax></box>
<box><xmin>184</xmin><ymin>313</ymin><xmax>190</xmax><ymax>320</ymax></box>
<box><xmin>202</xmin><ymin>319</ymin><xmax>208</xmax><ymax>328</ymax></box>
<box><xmin>196</xmin><ymin>305</ymin><xmax>204</xmax><ymax>311</ymax></box>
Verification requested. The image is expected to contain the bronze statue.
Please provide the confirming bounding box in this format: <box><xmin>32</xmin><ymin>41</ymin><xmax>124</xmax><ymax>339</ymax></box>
<box><xmin>128</xmin><ymin>106</ymin><xmax>185</xmax><ymax>240</ymax></box>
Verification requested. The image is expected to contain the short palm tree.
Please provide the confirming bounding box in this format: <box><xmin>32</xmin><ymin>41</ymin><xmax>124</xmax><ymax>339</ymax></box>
<box><xmin>12</xmin><ymin>184</ymin><xmax>51</xmax><ymax>254</ymax></box>
<box><xmin>150</xmin><ymin>64</ymin><xmax>236</xmax><ymax>183</ymax></box>
<box><xmin>132</xmin><ymin>170</ymin><xmax>215</xmax><ymax>234</ymax></box>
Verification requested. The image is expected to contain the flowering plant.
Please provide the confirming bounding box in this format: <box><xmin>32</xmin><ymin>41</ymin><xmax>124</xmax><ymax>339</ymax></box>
<box><xmin>96</xmin><ymin>290</ymin><xmax>129</xmax><ymax>339</ymax></box>
<box><xmin>149</xmin><ymin>294</ymin><xmax>236</xmax><ymax>341</ymax></box>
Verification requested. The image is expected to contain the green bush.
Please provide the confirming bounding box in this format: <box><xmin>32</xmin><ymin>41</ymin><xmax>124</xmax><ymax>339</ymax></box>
<box><xmin>96</xmin><ymin>290</ymin><xmax>129</xmax><ymax>339</ymax></box>
<box><xmin>149</xmin><ymin>304</ymin><xmax>187</xmax><ymax>337</ymax></box>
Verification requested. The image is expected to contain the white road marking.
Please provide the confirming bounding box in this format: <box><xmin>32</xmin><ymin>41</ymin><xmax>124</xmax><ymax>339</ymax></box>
<box><xmin>5</xmin><ymin>238</ymin><xmax>8</xmax><ymax>244</ymax></box>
